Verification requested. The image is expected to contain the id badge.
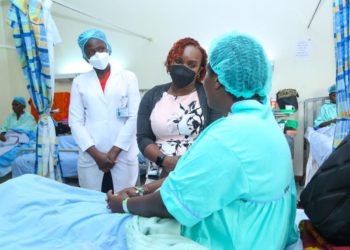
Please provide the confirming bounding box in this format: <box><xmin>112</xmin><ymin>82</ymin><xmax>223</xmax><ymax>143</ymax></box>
<box><xmin>117</xmin><ymin>96</ymin><xmax>129</xmax><ymax>118</ymax></box>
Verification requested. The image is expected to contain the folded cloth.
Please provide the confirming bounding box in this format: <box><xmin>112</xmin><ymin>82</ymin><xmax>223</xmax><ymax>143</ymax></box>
<box><xmin>125</xmin><ymin>215</ymin><xmax>207</xmax><ymax>250</ymax></box>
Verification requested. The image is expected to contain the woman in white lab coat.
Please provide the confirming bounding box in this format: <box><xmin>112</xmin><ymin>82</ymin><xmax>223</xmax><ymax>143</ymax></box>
<box><xmin>69</xmin><ymin>29</ymin><xmax>140</xmax><ymax>193</ymax></box>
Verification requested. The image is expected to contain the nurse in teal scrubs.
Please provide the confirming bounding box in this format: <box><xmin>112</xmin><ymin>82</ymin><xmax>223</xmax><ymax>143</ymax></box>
<box><xmin>107</xmin><ymin>32</ymin><xmax>299</xmax><ymax>250</ymax></box>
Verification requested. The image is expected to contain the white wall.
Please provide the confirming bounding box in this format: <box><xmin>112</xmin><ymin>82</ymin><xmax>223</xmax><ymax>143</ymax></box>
<box><xmin>0</xmin><ymin>0</ymin><xmax>336</xmax><ymax>175</ymax></box>
<box><xmin>0</xmin><ymin>1</ymin><xmax>11</xmax><ymax>120</ymax></box>
<box><xmin>52</xmin><ymin>0</ymin><xmax>335</xmax><ymax>94</ymax></box>
<box><xmin>1</xmin><ymin>0</ymin><xmax>33</xmax><ymax>119</ymax></box>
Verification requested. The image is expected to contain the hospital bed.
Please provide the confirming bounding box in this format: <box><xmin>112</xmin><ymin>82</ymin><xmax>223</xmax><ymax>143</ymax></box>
<box><xmin>12</xmin><ymin>93</ymin><xmax>78</xmax><ymax>180</ymax></box>
<box><xmin>0</xmin><ymin>174</ymin><xmax>206</xmax><ymax>250</ymax></box>
<box><xmin>303</xmin><ymin>96</ymin><xmax>328</xmax><ymax>132</ymax></box>
<box><xmin>302</xmin><ymin>96</ymin><xmax>329</xmax><ymax>185</ymax></box>
<box><xmin>11</xmin><ymin>135</ymin><xmax>79</xmax><ymax>180</ymax></box>
<box><xmin>12</xmin><ymin>135</ymin><xmax>148</xmax><ymax>185</ymax></box>
<box><xmin>0</xmin><ymin>174</ymin><xmax>306</xmax><ymax>250</ymax></box>
<box><xmin>10</xmin><ymin>88</ymin><xmax>150</xmax><ymax>183</ymax></box>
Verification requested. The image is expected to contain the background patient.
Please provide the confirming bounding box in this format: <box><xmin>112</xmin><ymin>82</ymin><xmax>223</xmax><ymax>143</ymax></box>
<box><xmin>0</xmin><ymin>96</ymin><xmax>36</xmax><ymax>177</ymax></box>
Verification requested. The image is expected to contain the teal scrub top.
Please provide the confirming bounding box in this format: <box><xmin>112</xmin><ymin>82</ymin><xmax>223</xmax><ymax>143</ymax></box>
<box><xmin>160</xmin><ymin>100</ymin><xmax>299</xmax><ymax>250</ymax></box>
<box><xmin>0</xmin><ymin>112</ymin><xmax>36</xmax><ymax>133</ymax></box>
<box><xmin>314</xmin><ymin>101</ymin><xmax>337</xmax><ymax>128</ymax></box>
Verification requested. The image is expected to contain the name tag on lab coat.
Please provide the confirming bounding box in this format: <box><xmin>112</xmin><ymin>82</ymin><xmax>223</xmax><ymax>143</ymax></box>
<box><xmin>117</xmin><ymin>96</ymin><xmax>129</xmax><ymax>118</ymax></box>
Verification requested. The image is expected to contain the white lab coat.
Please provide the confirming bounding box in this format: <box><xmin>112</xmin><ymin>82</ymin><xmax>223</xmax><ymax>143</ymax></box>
<box><xmin>69</xmin><ymin>64</ymin><xmax>140</xmax><ymax>192</ymax></box>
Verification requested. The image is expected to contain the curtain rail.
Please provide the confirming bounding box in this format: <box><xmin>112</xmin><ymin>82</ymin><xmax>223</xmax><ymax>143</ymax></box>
<box><xmin>51</xmin><ymin>0</ymin><xmax>152</xmax><ymax>42</ymax></box>
<box><xmin>307</xmin><ymin>0</ymin><xmax>323</xmax><ymax>29</ymax></box>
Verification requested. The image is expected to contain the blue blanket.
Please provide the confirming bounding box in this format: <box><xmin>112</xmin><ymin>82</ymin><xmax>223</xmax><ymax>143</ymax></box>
<box><xmin>0</xmin><ymin>129</ymin><xmax>35</xmax><ymax>177</ymax></box>
<box><xmin>0</xmin><ymin>175</ymin><xmax>207</xmax><ymax>250</ymax></box>
<box><xmin>0</xmin><ymin>175</ymin><xmax>131</xmax><ymax>250</ymax></box>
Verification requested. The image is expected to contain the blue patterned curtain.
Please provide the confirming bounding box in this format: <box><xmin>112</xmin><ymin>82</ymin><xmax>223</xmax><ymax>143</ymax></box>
<box><xmin>7</xmin><ymin>0</ymin><xmax>62</xmax><ymax>181</ymax></box>
<box><xmin>333</xmin><ymin>0</ymin><xmax>350</xmax><ymax>148</ymax></box>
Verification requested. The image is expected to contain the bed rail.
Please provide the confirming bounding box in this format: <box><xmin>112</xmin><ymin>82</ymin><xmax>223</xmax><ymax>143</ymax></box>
<box><xmin>303</xmin><ymin>96</ymin><xmax>328</xmax><ymax>132</ymax></box>
<box><xmin>301</xmin><ymin>96</ymin><xmax>328</xmax><ymax>185</ymax></box>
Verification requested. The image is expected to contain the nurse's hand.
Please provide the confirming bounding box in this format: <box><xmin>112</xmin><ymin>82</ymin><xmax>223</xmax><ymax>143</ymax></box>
<box><xmin>106</xmin><ymin>190</ymin><xmax>124</xmax><ymax>213</ymax></box>
<box><xmin>86</xmin><ymin>146</ymin><xmax>114</xmax><ymax>172</ymax></box>
<box><xmin>107</xmin><ymin>146</ymin><xmax>122</xmax><ymax>163</ymax></box>
<box><xmin>96</xmin><ymin>153</ymin><xmax>114</xmax><ymax>172</ymax></box>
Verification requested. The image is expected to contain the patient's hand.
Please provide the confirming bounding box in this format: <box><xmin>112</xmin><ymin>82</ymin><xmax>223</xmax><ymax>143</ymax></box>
<box><xmin>0</xmin><ymin>133</ymin><xmax>6</xmax><ymax>142</ymax></box>
<box><xmin>106</xmin><ymin>190</ymin><xmax>124</xmax><ymax>213</ymax></box>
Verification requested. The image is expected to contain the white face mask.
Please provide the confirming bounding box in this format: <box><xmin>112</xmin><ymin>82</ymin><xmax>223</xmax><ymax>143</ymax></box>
<box><xmin>89</xmin><ymin>52</ymin><xmax>110</xmax><ymax>70</ymax></box>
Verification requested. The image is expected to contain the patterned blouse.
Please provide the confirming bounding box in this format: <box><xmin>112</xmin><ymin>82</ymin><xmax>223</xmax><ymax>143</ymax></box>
<box><xmin>147</xmin><ymin>91</ymin><xmax>204</xmax><ymax>180</ymax></box>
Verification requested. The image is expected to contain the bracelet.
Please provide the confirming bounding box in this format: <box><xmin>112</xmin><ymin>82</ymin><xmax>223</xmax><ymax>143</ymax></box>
<box><xmin>122</xmin><ymin>198</ymin><xmax>130</xmax><ymax>213</ymax></box>
<box><xmin>135</xmin><ymin>187</ymin><xmax>144</xmax><ymax>196</ymax></box>
<box><xmin>155</xmin><ymin>153</ymin><xmax>166</xmax><ymax>167</ymax></box>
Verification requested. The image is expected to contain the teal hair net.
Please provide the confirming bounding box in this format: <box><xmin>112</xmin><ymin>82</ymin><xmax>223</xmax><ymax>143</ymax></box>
<box><xmin>208</xmin><ymin>32</ymin><xmax>272</xmax><ymax>99</ymax></box>
<box><xmin>77</xmin><ymin>29</ymin><xmax>112</xmax><ymax>60</ymax></box>
<box><xmin>328</xmin><ymin>84</ymin><xmax>336</xmax><ymax>94</ymax></box>
<box><xmin>13</xmin><ymin>96</ymin><xmax>26</xmax><ymax>107</ymax></box>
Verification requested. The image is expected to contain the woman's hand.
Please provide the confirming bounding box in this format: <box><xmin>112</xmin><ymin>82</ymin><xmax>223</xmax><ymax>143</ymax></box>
<box><xmin>163</xmin><ymin>155</ymin><xmax>180</xmax><ymax>169</ymax></box>
<box><xmin>160</xmin><ymin>156</ymin><xmax>181</xmax><ymax>177</ymax></box>
<box><xmin>106</xmin><ymin>190</ymin><xmax>125</xmax><ymax>213</ymax></box>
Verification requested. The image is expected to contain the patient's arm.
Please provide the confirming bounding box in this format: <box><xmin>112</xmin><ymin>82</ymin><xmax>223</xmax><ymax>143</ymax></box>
<box><xmin>118</xmin><ymin>178</ymin><xmax>166</xmax><ymax>198</ymax></box>
<box><xmin>142</xmin><ymin>178</ymin><xmax>165</xmax><ymax>193</ymax></box>
<box><xmin>0</xmin><ymin>132</ymin><xmax>6</xmax><ymax>142</ymax></box>
<box><xmin>318</xmin><ymin>118</ymin><xmax>337</xmax><ymax>128</ymax></box>
<box><xmin>107</xmin><ymin>190</ymin><xmax>173</xmax><ymax>218</ymax></box>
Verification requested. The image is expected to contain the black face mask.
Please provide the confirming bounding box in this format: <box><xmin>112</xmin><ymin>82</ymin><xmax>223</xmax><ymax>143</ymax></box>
<box><xmin>169</xmin><ymin>64</ymin><xmax>196</xmax><ymax>88</ymax></box>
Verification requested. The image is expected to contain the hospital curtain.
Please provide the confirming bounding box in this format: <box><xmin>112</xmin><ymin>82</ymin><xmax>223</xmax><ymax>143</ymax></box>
<box><xmin>7</xmin><ymin>0</ymin><xmax>62</xmax><ymax>181</ymax></box>
<box><xmin>333</xmin><ymin>0</ymin><xmax>350</xmax><ymax>148</ymax></box>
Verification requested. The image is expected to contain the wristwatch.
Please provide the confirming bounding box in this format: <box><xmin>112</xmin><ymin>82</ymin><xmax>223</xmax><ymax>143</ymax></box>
<box><xmin>155</xmin><ymin>152</ymin><xmax>166</xmax><ymax>167</ymax></box>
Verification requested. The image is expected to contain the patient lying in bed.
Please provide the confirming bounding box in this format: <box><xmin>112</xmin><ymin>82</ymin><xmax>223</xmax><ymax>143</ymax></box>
<box><xmin>0</xmin><ymin>174</ymin><xmax>206</xmax><ymax>250</ymax></box>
